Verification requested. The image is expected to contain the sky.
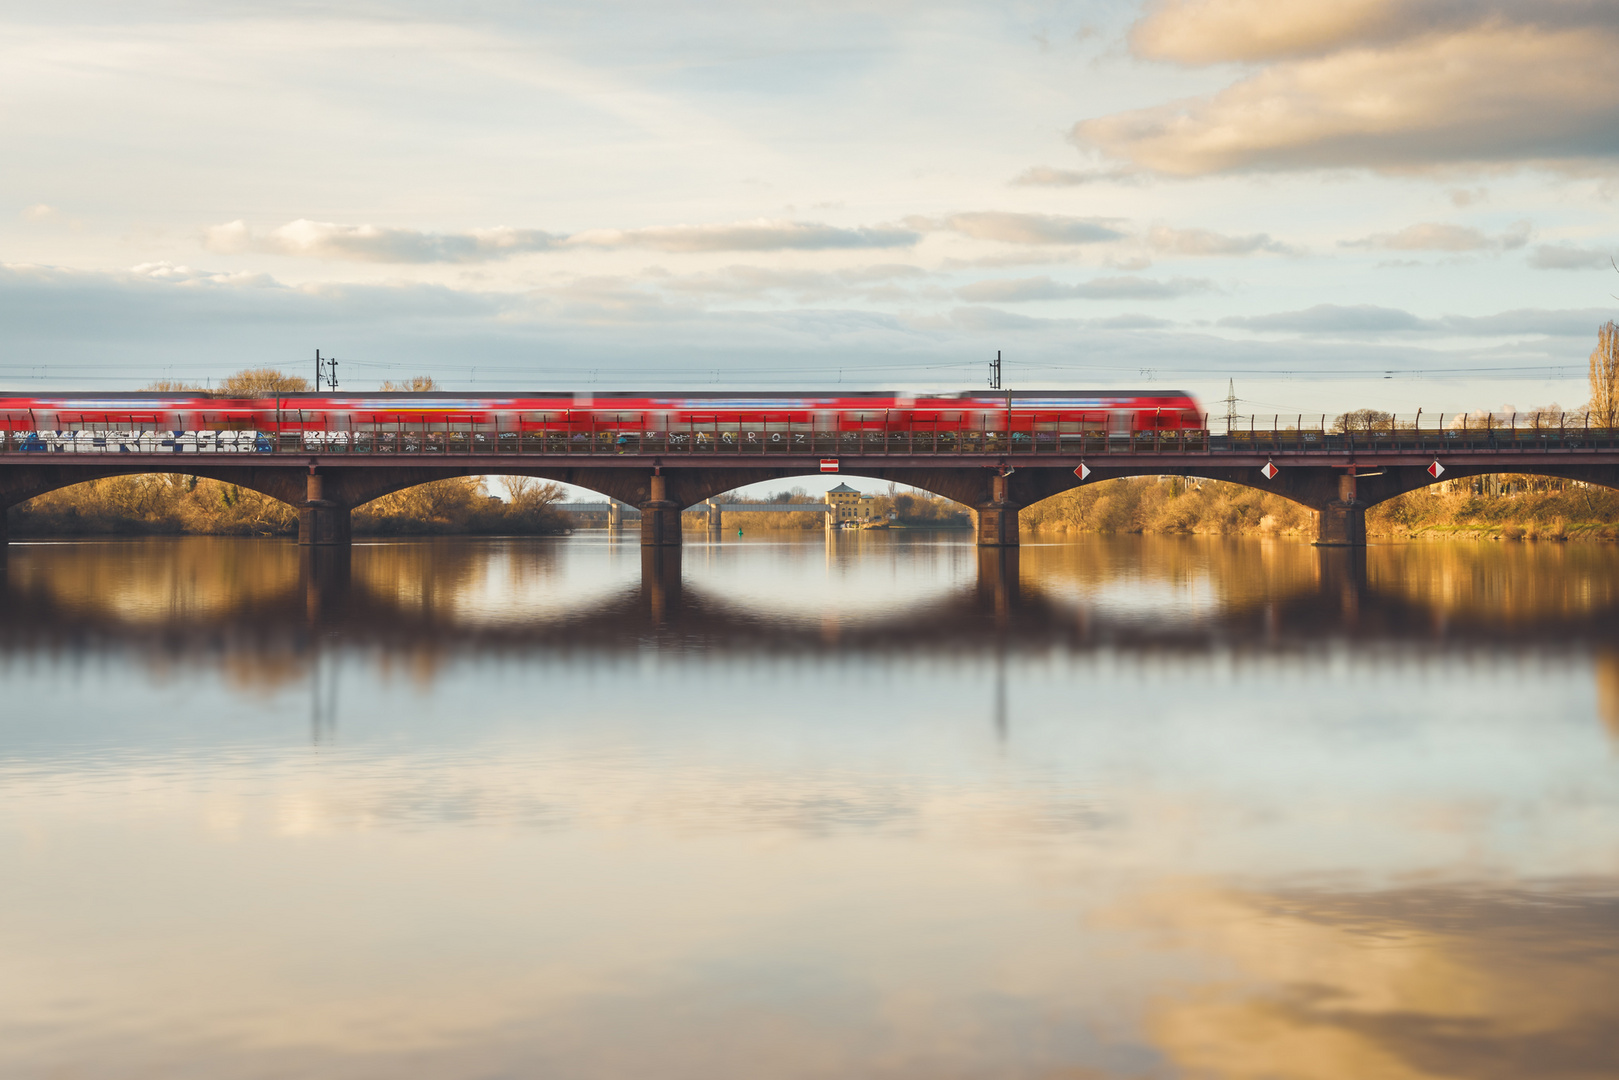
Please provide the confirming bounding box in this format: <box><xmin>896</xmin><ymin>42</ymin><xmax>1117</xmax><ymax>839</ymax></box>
<box><xmin>4</xmin><ymin>0</ymin><xmax>1619</xmax><ymax>416</ymax></box>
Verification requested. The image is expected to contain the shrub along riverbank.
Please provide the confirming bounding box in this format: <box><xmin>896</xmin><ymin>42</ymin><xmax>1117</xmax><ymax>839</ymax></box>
<box><xmin>1021</xmin><ymin>476</ymin><xmax>1619</xmax><ymax>540</ymax></box>
<box><xmin>7</xmin><ymin>474</ymin><xmax>569</xmax><ymax>538</ymax></box>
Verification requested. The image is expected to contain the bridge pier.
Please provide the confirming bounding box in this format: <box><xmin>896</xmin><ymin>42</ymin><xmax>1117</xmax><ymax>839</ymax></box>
<box><xmin>607</xmin><ymin>500</ymin><xmax>623</xmax><ymax>531</ymax></box>
<box><xmin>1315</xmin><ymin>472</ymin><xmax>1367</xmax><ymax>547</ymax></box>
<box><xmin>639</xmin><ymin>471</ymin><xmax>683</xmax><ymax>547</ymax></box>
<box><xmin>298</xmin><ymin>472</ymin><xmax>352</xmax><ymax>546</ymax></box>
<box><xmin>975</xmin><ymin>472</ymin><xmax>1021</xmax><ymax>547</ymax></box>
<box><xmin>706</xmin><ymin>499</ymin><xmax>723</xmax><ymax>537</ymax></box>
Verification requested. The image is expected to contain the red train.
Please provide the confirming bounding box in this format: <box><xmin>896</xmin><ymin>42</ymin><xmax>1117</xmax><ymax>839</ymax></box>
<box><xmin>0</xmin><ymin>390</ymin><xmax>1204</xmax><ymax>453</ymax></box>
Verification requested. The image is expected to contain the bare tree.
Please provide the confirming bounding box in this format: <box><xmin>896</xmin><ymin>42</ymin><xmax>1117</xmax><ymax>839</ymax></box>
<box><xmin>1590</xmin><ymin>321</ymin><xmax>1619</xmax><ymax>430</ymax></box>
<box><xmin>379</xmin><ymin>376</ymin><xmax>439</xmax><ymax>391</ymax></box>
<box><xmin>219</xmin><ymin>368</ymin><xmax>310</xmax><ymax>395</ymax></box>
<box><xmin>1331</xmin><ymin>409</ymin><xmax>1393</xmax><ymax>434</ymax></box>
<box><xmin>142</xmin><ymin>379</ymin><xmax>204</xmax><ymax>392</ymax></box>
<box><xmin>502</xmin><ymin>476</ymin><xmax>566</xmax><ymax>511</ymax></box>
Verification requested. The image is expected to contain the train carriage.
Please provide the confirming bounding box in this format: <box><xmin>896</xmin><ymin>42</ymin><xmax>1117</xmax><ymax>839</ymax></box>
<box><xmin>0</xmin><ymin>390</ymin><xmax>1205</xmax><ymax>454</ymax></box>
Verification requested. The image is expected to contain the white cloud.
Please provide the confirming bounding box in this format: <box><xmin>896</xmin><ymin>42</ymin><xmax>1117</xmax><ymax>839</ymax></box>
<box><xmin>1342</xmin><ymin>221</ymin><xmax>1531</xmax><ymax>253</ymax></box>
<box><xmin>22</xmin><ymin>204</ymin><xmax>58</xmax><ymax>222</ymax></box>
<box><xmin>957</xmin><ymin>275</ymin><xmax>1213</xmax><ymax>302</ymax></box>
<box><xmin>1010</xmin><ymin>165</ymin><xmax>1141</xmax><ymax>187</ymax></box>
<box><xmin>918</xmin><ymin>212</ymin><xmax>1127</xmax><ymax>245</ymax></box>
<box><xmin>1147</xmin><ymin>226</ymin><xmax>1294</xmax><ymax>256</ymax></box>
<box><xmin>1129</xmin><ymin>0</ymin><xmax>1619</xmax><ymax>64</ymax></box>
<box><xmin>1527</xmin><ymin>243</ymin><xmax>1614</xmax><ymax>270</ymax></box>
<box><xmin>203</xmin><ymin>218</ymin><xmax>917</xmax><ymax>262</ymax></box>
<box><xmin>655</xmin><ymin>264</ymin><xmax>928</xmax><ymax>302</ymax></box>
<box><xmin>1078</xmin><ymin>1</ymin><xmax>1619</xmax><ymax>175</ymax></box>
<box><xmin>1221</xmin><ymin>302</ymin><xmax>1610</xmax><ymax>336</ymax></box>
<box><xmin>565</xmin><ymin>220</ymin><xmax>917</xmax><ymax>253</ymax></box>
<box><xmin>204</xmin><ymin>219</ymin><xmax>562</xmax><ymax>263</ymax></box>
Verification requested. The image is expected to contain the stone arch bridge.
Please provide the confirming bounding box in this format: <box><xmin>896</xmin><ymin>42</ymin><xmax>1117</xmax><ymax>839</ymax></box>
<box><xmin>4</xmin><ymin>433</ymin><xmax>1618</xmax><ymax>546</ymax></box>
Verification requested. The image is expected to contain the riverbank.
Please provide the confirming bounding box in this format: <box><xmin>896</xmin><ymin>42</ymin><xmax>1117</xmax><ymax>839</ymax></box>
<box><xmin>6</xmin><ymin>474</ymin><xmax>568</xmax><ymax>538</ymax></box>
<box><xmin>1024</xmin><ymin>476</ymin><xmax>1619</xmax><ymax>540</ymax></box>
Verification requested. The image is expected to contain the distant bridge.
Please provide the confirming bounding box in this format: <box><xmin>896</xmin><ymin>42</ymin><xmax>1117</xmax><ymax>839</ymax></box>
<box><xmin>556</xmin><ymin>499</ymin><xmax>843</xmax><ymax>532</ymax></box>
<box><xmin>5</xmin><ymin>417</ymin><xmax>1619</xmax><ymax>547</ymax></box>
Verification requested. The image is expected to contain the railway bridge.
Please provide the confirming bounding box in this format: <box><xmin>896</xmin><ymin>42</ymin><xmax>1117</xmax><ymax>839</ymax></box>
<box><xmin>5</xmin><ymin>422</ymin><xmax>1619</xmax><ymax>547</ymax></box>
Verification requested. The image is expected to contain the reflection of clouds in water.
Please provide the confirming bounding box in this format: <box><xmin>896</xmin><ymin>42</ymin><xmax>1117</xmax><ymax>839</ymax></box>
<box><xmin>683</xmin><ymin>536</ymin><xmax>972</xmax><ymax>623</ymax></box>
<box><xmin>1037</xmin><ymin>573</ymin><xmax>1223</xmax><ymax>621</ymax></box>
<box><xmin>1127</xmin><ymin>883</ymin><xmax>1619</xmax><ymax>1080</ymax></box>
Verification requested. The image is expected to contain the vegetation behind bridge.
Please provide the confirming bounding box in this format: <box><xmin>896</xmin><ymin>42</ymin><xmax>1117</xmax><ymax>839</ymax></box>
<box><xmin>8</xmin><ymin>473</ymin><xmax>569</xmax><ymax>538</ymax></box>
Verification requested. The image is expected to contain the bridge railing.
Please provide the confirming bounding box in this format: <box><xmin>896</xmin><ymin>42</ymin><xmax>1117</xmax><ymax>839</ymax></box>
<box><xmin>3</xmin><ymin>413</ymin><xmax>1617</xmax><ymax>455</ymax></box>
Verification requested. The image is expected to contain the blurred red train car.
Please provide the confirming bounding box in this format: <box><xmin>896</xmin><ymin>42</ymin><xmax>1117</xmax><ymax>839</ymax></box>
<box><xmin>0</xmin><ymin>389</ymin><xmax>1204</xmax><ymax>452</ymax></box>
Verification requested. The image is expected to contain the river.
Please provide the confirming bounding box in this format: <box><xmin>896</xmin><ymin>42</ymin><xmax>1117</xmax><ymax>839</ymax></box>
<box><xmin>1</xmin><ymin>532</ymin><xmax>1615</xmax><ymax>1079</ymax></box>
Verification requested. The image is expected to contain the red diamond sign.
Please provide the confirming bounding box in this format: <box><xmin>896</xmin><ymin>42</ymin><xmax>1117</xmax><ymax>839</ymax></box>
<box><xmin>1261</xmin><ymin>461</ymin><xmax>1279</xmax><ymax>480</ymax></box>
<box><xmin>1428</xmin><ymin>460</ymin><xmax>1445</xmax><ymax>478</ymax></box>
<box><xmin>819</xmin><ymin>459</ymin><xmax>839</xmax><ymax>473</ymax></box>
<box><xmin>1074</xmin><ymin>463</ymin><xmax>1091</xmax><ymax>480</ymax></box>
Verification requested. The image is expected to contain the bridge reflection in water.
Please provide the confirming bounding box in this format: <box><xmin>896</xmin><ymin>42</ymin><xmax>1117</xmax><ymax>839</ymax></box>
<box><xmin>5</xmin><ymin>535</ymin><xmax>1619</xmax><ymax>702</ymax></box>
<box><xmin>2</xmin><ymin>534</ymin><xmax>1618</xmax><ymax>1079</ymax></box>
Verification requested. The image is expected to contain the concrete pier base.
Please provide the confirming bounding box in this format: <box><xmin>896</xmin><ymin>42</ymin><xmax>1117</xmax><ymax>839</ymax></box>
<box><xmin>975</xmin><ymin>471</ymin><xmax>1021</xmax><ymax>547</ymax></box>
<box><xmin>298</xmin><ymin>502</ymin><xmax>351</xmax><ymax>545</ymax></box>
<box><xmin>639</xmin><ymin>472</ymin><xmax>683</xmax><ymax>546</ymax></box>
<box><xmin>298</xmin><ymin>472</ymin><xmax>352</xmax><ymax>546</ymax></box>
<box><xmin>1315</xmin><ymin>472</ymin><xmax>1367</xmax><ymax>546</ymax></box>
<box><xmin>1316</xmin><ymin>501</ymin><xmax>1367</xmax><ymax>546</ymax></box>
<box><xmin>975</xmin><ymin>503</ymin><xmax>1020</xmax><ymax>546</ymax></box>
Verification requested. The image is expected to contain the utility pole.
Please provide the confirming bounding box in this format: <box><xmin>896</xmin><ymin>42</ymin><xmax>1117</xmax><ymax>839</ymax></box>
<box><xmin>315</xmin><ymin>349</ymin><xmax>338</xmax><ymax>391</ymax></box>
<box><xmin>1223</xmin><ymin>379</ymin><xmax>1238</xmax><ymax>434</ymax></box>
<box><xmin>989</xmin><ymin>349</ymin><xmax>1001</xmax><ymax>391</ymax></box>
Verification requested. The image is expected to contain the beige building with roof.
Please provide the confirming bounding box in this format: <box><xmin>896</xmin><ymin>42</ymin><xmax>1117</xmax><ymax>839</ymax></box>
<box><xmin>823</xmin><ymin>483</ymin><xmax>883</xmax><ymax>525</ymax></box>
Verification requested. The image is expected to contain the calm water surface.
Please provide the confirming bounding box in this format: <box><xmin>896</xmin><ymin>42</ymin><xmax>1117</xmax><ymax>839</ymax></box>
<box><xmin>2</xmin><ymin>532</ymin><xmax>1616</xmax><ymax>1079</ymax></box>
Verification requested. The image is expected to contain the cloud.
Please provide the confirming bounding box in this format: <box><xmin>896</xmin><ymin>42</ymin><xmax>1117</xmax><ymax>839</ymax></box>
<box><xmin>203</xmin><ymin>218</ymin><xmax>918</xmax><ymax>263</ymax></box>
<box><xmin>565</xmin><ymin>220</ymin><xmax>917</xmax><ymax>253</ymax></box>
<box><xmin>22</xmin><ymin>204</ymin><xmax>57</xmax><ymax>222</ymax></box>
<box><xmin>957</xmin><ymin>275</ymin><xmax>1213</xmax><ymax>302</ymax></box>
<box><xmin>1342</xmin><ymin>221</ymin><xmax>1531</xmax><ymax>253</ymax></box>
<box><xmin>128</xmin><ymin>261</ymin><xmax>276</xmax><ymax>288</ymax></box>
<box><xmin>205</xmin><ymin>219</ymin><xmax>562</xmax><ymax>263</ymax></box>
<box><xmin>1147</xmin><ymin>226</ymin><xmax>1293</xmax><ymax>256</ymax></box>
<box><xmin>1129</xmin><ymin>0</ymin><xmax>1619</xmax><ymax>64</ymax></box>
<box><xmin>1010</xmin><ymin>165</ymin><xmax>1141</xmax><ymax>187</ymax></box>
<box><xmin>1222</xmin><ymin>304</ymin><xmax>1435</xmax><ymax>334</ymax></box>
<box><xmin>1077</xmin><ymin>2</ymin><xmax>1619</xmax><ymax>175</ymax></box>
<box><xmin>1528</xmin><ymin>243</ymin><xmax>1614</xmax><ymax>269</ymax></box>
<box><xmin>655</xmin><ymin>263</ymin><xmax>928</xmax><ymax>302</ymax></box>
<box><xmin>919</xmin><ymin>212</ymin><xmax>1126</xmax><ymax>245</ymax></box>
<box><xmin>1221</xmin><ymin>302</ymin><xmax>1611</xmax><ymax>336</ymax></box>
